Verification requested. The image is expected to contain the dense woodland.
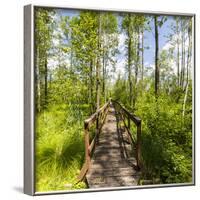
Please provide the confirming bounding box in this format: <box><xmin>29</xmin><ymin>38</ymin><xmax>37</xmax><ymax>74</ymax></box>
<box><xmin>34</xmin><ymin>8</ymin><xmax>193</xmax><ymax>191</ymax></box>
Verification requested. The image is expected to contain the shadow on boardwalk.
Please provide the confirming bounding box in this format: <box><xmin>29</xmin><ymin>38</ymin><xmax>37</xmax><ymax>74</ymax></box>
<box><xmin>86</xmin><ymin>104</ymin><xmax>141</xmax><ymax>188</ymax></box>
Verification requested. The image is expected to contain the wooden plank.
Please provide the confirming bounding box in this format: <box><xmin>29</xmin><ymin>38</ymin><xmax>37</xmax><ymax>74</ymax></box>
<box><xmin>98</xmin><ymin>136</ymin><xmax>120</xmax><ymax>141</ymax></box>
<box><xmin>91</xmin><ymin>160</ymin><xmax>136</xmax><ymax>169</ymax></box>
<box><xmin>94</xmin><ymin>148</ymin><xmax>124</xmax><ymax>154</ymax></box>
<box><xmin>94</xmin><ymin>146</ymin><xmax>124</xmax><ymax>151</ymax></box>
<box><xmin>89</xmin><ymin>182</ymin><xmax>135</xmax><ymax>188</ymax></box>
<box><xmin>87</xmin><ymin>175</ymin><xmax>139</xmax><ymax>188</ymax></box>
<box><xmin>87</xmin><ymin>167</ymin><xmax>137</xmax><ymax>177</ymax></box>
<box><xmin>94</xmin><ymin>147</ymin><xmax>133</xmax><ymax>156</ymax></box>
<box><xmin>91</xmin><ymin>157</ymin><xmax>136</xmax><ymax>164</ymax></box>
<box><xmin>98</xmin><ymin>138</ymin><xmax>120</xmax><ymax>143</ymax></box>
<box><xmin>94</xmin><ymin>154</ymin><xmax>124</xmax><ymax>161</ymax></box>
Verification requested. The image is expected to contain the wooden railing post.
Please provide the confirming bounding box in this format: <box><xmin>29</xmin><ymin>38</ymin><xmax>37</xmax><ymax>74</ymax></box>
<box><xmin>127</xmin><ymin>116</ymin><xmax>132</xmax><ymax>144</ymax></box>
<box><xmin>84</xmin><ymin>124</ymin><xmax>90</xmax><ymax>167</ymax></box>
<box><xmin>128</xmin><ymin>116</ymin><xmax>130</xmax><ymax>129</ymax></box>
<box><xmin>136</xmin><ymin>121</ymin><xmax>141</xmax><ymax>169</ymax></box>
<box><xmin>96</xmin><ymin>112</ymin><xmax>99</xmax><ymax>143</ymax></box>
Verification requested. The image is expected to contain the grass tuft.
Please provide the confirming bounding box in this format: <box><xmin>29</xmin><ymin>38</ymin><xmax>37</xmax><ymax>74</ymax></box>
<box><xmin>35</xmin><ymin>104</ymin><xmax>87</xmax><ymax>192</ymax></box>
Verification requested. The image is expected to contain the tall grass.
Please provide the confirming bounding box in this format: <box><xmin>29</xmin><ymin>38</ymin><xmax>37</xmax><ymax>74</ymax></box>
<box><xmin>35</xmin><ymin>104</ymin><xmax>87</xmax><ymax>192</ymax></box>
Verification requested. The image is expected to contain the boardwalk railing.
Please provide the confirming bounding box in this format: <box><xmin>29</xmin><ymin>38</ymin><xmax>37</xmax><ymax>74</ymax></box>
<box><xmin>77</xmin><ymin>100</ymin><xmax>111</xmax><ymax>181</ymax></box>
<box><xmin>112</xmin><ymin>100</ymin><xmax>142</xmax><ymax>169</ymax></box>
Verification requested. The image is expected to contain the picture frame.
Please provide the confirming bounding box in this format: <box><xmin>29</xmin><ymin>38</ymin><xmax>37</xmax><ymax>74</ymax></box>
<box><xmin>24</xmin><ymin>4</ymin><xmax>195</xmax><ymax>195</ymax></box>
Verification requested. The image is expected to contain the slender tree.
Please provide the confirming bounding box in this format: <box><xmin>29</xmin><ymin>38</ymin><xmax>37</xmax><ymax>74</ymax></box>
<box><xmin>141</xmin><ymin>27</ymin><xmax>144</xmax><ymax>83</ymax></box>
<box><xmin>122</xmin><ymin>14</ymin><xmax>134</xmax><ymax>107</ymax></box>
<box><xmin>35</xmin><ymin>8</ymin><xmax>54</xmax><ymax>111</ymax></box>
<box><xmin>154</xmin><ymin>16</ymin><xmax>167</xmax><ymax>96</ymax></box>
<box><xmin>183</xmin><ymin>19</ymin><xmax>192</xmax><ymax>117</ymax></box>
<box><xmin>101</xmin><ymin>13</ymin><xmax>118</xmax><ymax>103</ymax></box>
<box><xmin>96</xmin><ymin>12</ymin><xmax>101</xmax><ymax>110</ymax></box>
<box><xmin>154</xmin><ymin>16</ymin><xmax>159</xmax><ymax>96</ymax></box>
<box><xmin>175</xmin><ymin>17</ymin><xmax>180</xmax><ymax>86</ymax></box>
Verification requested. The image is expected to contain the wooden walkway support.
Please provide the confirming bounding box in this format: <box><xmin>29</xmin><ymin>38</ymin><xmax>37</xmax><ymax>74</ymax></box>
<box><xmin>78</xmin><ymin>100</ymin><xmax>142</xmax><ymax>188</ymax></box>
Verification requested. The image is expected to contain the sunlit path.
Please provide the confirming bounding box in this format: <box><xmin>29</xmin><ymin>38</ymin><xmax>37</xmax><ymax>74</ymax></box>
<box><xmin>78</xmin><ymin>101</ymin><xmax>142</xmax><ymax>188</ymax></box>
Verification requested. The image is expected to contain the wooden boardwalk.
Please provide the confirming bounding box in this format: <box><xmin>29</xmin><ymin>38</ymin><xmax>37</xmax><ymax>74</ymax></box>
<box><xmin>86</xmin><ymin>105</ymin><xmax>141</xmax><ymax>188</ymax></box>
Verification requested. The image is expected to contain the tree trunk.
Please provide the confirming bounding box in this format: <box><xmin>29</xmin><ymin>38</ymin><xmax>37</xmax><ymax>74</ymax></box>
<box><xmin>180</xmin><ymin>19</ymin><xmax>185</xmax><ymax>89</ymax></box>
<box><xmin>133</xmin><ymin>27</ymin><xmax>140</xmax><ymax>107</ymax></box>
<box><xmin>49</xmin><ymin>73</ymin><xmax>52</xmax><ymax>90</ymax></box>
<box><xmin>89</xmin><ymin>60</ymin><xmax>94</xmax><ymax>113</ymax></box>
<box><xmin>44</xmin><ymin>56</ymin><xmax>48</xmax><ymax>107</ymax></box>
<box><xmin>141</xmin><ymin>27</ymin><xmax>144</xmax><ymax>83</ymax></box>
<box><xmin>96</xmin><ymin>59</ymin><xmax>100</xmax><ymax>110</ymax></box>
<box><xmin>104</xmin><ymin>64</ymin><xmax>107</xmax><ymax>103</ymax></box>
<box><xmin>186</xmin><ymin>31</ymin><xmax>190</xmax><ymax>89</ymax></box>
<box><xmin>154</xmin><ymin>16</ymin><xmax>159</xmax><ymax>96</ymax></box>
<box><xmin>183</xmin><ymin>32</ymin><xmax>186</xmax><ymax>89</ymax></box>
<box><xmin>180</xmin><ymin>35</ymin><xmax>183</xmax><ymax>87</ymax></box>
<box><xmin>102</xmin><ymin>45</ymin><xmax>106</xmax><ymax>103</ymax></box>
<box><xmin>36</xmin><ymin>47</ymin><xmax>41</xmax><ymax>112</ymax></box>
<box><xmin>185</xmin><ymin>21</ymin><xmax>192</xmax><ymax>91</ymax></box>
<box><xmin>176</xmin><ymin>18</ymin><xmax>180</xmax><ymax>86</ymax></box>
<box><xmin>96</xmin><ymin>13</ymin><xmax>101</xmax><ymax>111</ymax></box>
<box><xmin>177</xmin><ymin>42</ymin><xmax>180</xmax><ymax>86</ymax></box>
<box><xmin>70</xmin><ymin>50</ymin><xmax>73</xmax><ymax>73</ymax></box>
<box><xmin>182</xmin><ymin>81</ymin><xmax>189</xmax><ymax>117</ymax></box>
<box><xmin>128</xmin><ymin>14</ymin><xmax>133</xmax><ymax>107</ymax></box>
<box><xmin>135</xmin><ymin>28</ymin><xmax>140</xmax><ymax>86</ymax></box>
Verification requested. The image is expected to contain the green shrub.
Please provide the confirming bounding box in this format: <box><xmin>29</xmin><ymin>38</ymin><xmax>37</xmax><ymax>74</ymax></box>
<box><xmin>135</xmin><ymin>92</ymin><xmax>192</xmax><ymax>184</ymax></box>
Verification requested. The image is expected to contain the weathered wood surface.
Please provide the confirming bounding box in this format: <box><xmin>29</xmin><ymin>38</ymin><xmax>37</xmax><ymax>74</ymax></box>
<box><xmin>86</xmin><ymin>105</ymin><xmax>141</xmax><ymax>188</ymax></box>
<box><xmin>78</xmin><ymin>101</ymin><xmax>110</xmax><ymax>181</ymax></box>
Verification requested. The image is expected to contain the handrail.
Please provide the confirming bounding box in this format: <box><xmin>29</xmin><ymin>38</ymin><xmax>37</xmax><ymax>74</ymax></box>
<box><xmin>111</xmin><ymin>99</ymin><xmax>142</xmax><ymax>169</ymax></box>
<box><xmin>77</xmin><ymin>100</ymin><xmax>111</xmax><ymax>181</ymax></box>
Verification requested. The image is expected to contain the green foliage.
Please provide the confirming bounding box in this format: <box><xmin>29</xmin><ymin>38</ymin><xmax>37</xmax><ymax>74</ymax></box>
<box><xmin>70</xmin><ymin>11</ymin><xmax>98</xmax><ymax>63</ymax></box>
<box><xmin>135</xmin><ymin>91</ymin><xmax>192</xmax><ymax>183</ymax></box>
<box><xmin>48</xmin><ymin>67</ymin><xmax>89</xmax><ymax>107</ymax></box>
<box><xmin>112</xmin><ymin>70</ymin><xmax>192</xmax><ymax>184</ymax></box>
<box><xmin>35</xmin><ymin>104</ymin><xmax>87</xmax><ymax>191</ymax></box>
<box><xmin>112</xmin><ymin>75</ymin><xmax>128</xmax><ymax>104</ymax></box>
<box><xmin>35</xmin><ymin>8</ymin><xmax>55</xmax><ymax>112</ymax></box>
